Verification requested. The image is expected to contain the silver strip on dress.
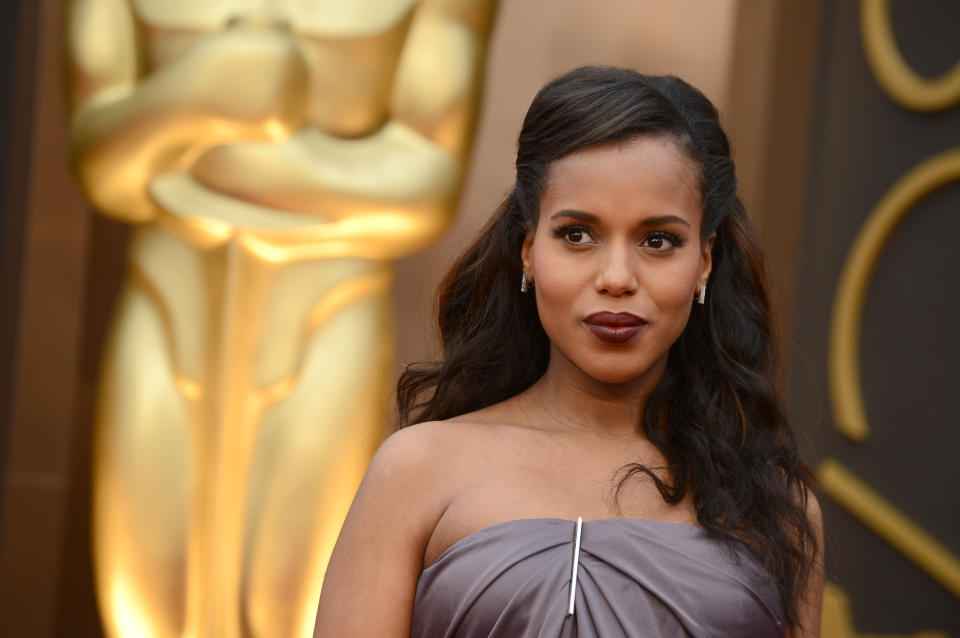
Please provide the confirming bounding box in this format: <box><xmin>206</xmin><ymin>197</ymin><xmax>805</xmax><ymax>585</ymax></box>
<box><xmin>567</xmin><ymin>517</ymin><xmax>583</xmax><ymax>616</ymax></box>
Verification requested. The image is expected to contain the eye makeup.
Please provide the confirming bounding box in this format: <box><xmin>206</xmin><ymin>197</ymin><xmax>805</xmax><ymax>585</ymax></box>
<box><xmin>549</xmin><ymin>223</ymin><xmax>687</xmax><ymax>252</ymax></box>
<box><xmin>641</xmin><ymin>230</ymin><xmax>686</xmax><ymax>252</ymax></box>
<box><xmin>550</xmin><ymin>223</ymin><xmax>594</xmax><ymax>244</ymax></box>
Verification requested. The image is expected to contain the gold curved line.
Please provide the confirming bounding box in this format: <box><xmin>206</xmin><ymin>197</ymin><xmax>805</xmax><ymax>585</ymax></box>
<box><xmin>818</xmin><ymin>459</ymin><xmax>960</xmax><ymax>599</ymax></box>
<box><xmin>861</xmin><ymin>0</ymin><xmax>960</xmax><ymax>112</ymax></box>
<box><xmin>828</xmin><ymin>149</ymin><xmax>960</xmax><ymax>442</ymax></box>
<box><xmin>258</xmin><ymin>267</ymin><xmax>392</xmax><ymax>405</ymax></box>
<box><xmin>128</xmin><ymin>263</ymin><xmax>203</xmax><ymax>401</ymax></box>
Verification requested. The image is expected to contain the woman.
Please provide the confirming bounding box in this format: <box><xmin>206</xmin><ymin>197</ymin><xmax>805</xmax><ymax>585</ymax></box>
<box><xmin>314</xmin><ymin>66</ymin><xmax>823</xmax><ymax>637</ymax></box>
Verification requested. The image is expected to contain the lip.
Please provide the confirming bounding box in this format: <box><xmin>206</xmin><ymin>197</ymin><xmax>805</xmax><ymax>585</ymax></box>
<box><xmin>583</xmin><ymin>312</ymin><xmax>647</xmax><ymax>344</ymax></box>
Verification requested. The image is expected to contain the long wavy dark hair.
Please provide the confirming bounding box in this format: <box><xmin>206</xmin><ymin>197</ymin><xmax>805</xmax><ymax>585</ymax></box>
<box><xmin>396</xmin><ymin>66</ymin><xmax>816</xmax><ymax>627</ymax></box>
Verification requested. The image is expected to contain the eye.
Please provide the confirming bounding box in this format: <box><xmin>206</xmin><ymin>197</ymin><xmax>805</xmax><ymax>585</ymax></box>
<box><xmin>552</xmin><ymin>224</ymin><xmax>595</xmax><ymax>245</ymax></box>
<box><xmin>641</xmin><ymin>231</ymin><xmax>684</xmax><ymax>252</ymax></box>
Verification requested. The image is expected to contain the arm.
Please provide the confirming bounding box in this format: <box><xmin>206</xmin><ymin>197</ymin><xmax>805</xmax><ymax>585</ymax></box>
<box><xmin>67</xmin><ymin>0</ymin><xmax>308</xmax><ymax>221</ymax></box>
<box><xmin>314</xmin><ymin>424</ymin><xmax>452</xmax><ymax>637</ymax></box>
<box><xmin>786</xmin><ymin>489</ymin><xmax>825</xmax><ymax>638</ymax></box>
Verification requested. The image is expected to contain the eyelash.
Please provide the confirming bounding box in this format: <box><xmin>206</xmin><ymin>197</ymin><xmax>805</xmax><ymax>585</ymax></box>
<box><xmin>550</xmin><ymin>224</ymin><xmax>686</xmax><ymax>251</ymax></box>
<box><xmin>643</xmin><ymin>230</ymin><xmax>686</xmax><ymax>251</ymax></box>
<box><xmin>551</xmin><ymin>223</ymin><xmax>593</xmax><ymax>244</ymax></box>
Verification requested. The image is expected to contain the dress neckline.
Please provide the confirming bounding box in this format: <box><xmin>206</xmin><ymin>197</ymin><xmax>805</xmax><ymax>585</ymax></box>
<box><xmin>423</xmin><ymin>516</ymin><xmax>705</xmax><ymax>572</ymax></box>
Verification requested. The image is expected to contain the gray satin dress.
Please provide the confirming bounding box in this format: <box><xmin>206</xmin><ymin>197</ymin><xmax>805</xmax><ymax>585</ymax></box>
<box><xmin>411</xmin><ymin>518</ymin><xmax>784</xmax><ymax>637</ymax></box>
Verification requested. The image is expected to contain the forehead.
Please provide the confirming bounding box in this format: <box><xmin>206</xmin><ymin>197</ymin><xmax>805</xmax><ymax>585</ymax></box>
<box><xmin>540</xmin><ymin>136</ymin><xmax>703</xmax><ymax>226</ymax></box>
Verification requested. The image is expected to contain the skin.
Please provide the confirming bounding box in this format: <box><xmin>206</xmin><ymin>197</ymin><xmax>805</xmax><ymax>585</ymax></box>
<box><xmin>314</xmin><ymin>136</ymin><xmax>823</xmax><ymax>637</ymax></box>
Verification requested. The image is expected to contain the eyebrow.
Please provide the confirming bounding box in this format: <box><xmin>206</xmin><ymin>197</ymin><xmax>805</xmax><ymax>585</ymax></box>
<box><xmin>549</xmin><ymin>209</ymin><xmax>691</xmax><ymax>228</ymax></box>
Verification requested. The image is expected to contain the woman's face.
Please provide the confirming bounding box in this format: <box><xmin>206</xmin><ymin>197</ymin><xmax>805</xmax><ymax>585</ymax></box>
<box><xmin>521</xmin><ymin>135</ymin><xmax>714</xmax><ymax>387</ymax></box>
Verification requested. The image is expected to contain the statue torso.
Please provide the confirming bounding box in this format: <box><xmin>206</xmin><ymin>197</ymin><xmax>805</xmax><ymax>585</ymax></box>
<box><xmin>131</xmin><ymin>0</ymin><xmax>419</xmax><ymax>136</ymax></box>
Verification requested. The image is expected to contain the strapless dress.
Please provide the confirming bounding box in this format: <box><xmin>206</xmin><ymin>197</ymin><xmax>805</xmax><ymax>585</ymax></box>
<box><xmin>411</xmin><ymin>518</ymin><xmax>783</xmax><ymax>637</ymax></box>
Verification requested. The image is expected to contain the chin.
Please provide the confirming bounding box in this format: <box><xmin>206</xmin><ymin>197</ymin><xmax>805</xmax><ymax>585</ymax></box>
<box><xmin>549</xmin><ymin>338</ymin><xmax>671</xmax><ymax>389</ymax></box>
<box><xmin>578</xmin><ymin>359</ymin><xmax>661</xmax><ymax>387</ymax></box>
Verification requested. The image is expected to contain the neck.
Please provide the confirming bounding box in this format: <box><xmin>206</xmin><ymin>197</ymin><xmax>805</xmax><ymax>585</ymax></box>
<box><xmin>521</xmin><ymin>348</ymin><xmax>667</xmax><ymax>440</ymax></box>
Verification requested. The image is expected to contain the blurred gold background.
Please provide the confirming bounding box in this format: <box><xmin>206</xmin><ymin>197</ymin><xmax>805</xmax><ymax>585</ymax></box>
<box><xmin>66</xmin><ymin>2</ymin><xmax>496</xmax><ymax>636</ymax></box>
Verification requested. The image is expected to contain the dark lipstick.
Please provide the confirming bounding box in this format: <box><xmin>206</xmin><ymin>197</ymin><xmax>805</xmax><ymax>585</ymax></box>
<box><xmin>583</xmin><ymin>312</ymin><xmax>647</xmax><ymax>344</ymax></box>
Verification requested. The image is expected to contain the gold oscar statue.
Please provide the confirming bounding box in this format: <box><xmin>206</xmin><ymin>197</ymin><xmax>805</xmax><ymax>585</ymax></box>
<box><xmin>66</xmin><ymin>1</ymin><xmax>497</xmax><ymax>636</ymax></box>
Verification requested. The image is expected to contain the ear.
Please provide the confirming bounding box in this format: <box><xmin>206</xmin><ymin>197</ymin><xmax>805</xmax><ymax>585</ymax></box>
<box><xmin>699</xmin><ymin>232</ymin><xmax>716</xmax><ymax>285</ymax></box>
<box><xmin>521</xmin><ymin>227</ymin><xmax>535</xmax><ymax>282</ymax></box>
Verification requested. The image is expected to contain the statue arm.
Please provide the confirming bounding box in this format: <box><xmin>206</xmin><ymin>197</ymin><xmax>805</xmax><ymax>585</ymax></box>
<box><xmin>184</xmin><ymin>0</ymin><xmax>498</xmax><ymax>255</ymax></box>
<box><xmin>67</xmin><ymin>0</ymin><xmax>308</xmax><ymax>222</ymax></box>
<box><xmin>389</xmin><ymin>0</ymin><xmax>498</xmax><ymax>155</ymax></box>
<box><xmin>67</xmin><ymin>0</ymin><xmax>137</xmax><ymax>110</ymax></box>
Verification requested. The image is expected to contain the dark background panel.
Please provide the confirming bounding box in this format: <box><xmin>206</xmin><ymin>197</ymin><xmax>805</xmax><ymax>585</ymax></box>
<box><xmin>890</xmin><ymin>0</ymin><xmax>960</xmax><ymax>78</ymax></box>
<box><xmin>859</xmin><ymin>181</ymin><xmax>960</xmax><ymax>548</ymax></box>
<box><xmin>55</xmin><ymin>216</ymin><xmax>129</xmax><ymax>638</ymax></box>
<box><xmin>0</xmin><ymin>0</ymin><xmax>39</xmax><ymax>541</ymax></box>
<box><xmin>795</xmin><ymin>0</ymin><xmax>960</xmax><ymax>633</ymax></box>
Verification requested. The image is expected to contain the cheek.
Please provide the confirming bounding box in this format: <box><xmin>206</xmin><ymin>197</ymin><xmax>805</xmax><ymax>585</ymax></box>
<box><xmin>529</xmin><ymin>247</ymin><xmax>587</xmax><ymax>338</ymax></box>
<box><xmin>532</xmin><ymin>266</ymin><xmax>578</xmax><ymax>300</ymax></box>
<box><xmin>646</xmin><ymin>260</ymin><xmax>701</xmax><ymax>319</ymax></box>
<box><xmin>655</xmin><ymin>271</ymin><xmax>697</xmax><ymax>305</ymax></box>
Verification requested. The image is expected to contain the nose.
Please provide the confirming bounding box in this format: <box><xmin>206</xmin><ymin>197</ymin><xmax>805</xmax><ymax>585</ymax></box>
<box><xmin>594</xmin><ymin>242</ymin><xmax>639</xmax><ymax>296</ymax></box>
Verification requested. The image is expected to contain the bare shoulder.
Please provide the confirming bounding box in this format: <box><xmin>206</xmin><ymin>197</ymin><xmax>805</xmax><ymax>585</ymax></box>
<box><xmin>333</xmin><ymin>417</ymin><xmax>498</xmax><ymax>549</ymax></box>
<box><xmin>369</xmin><ymin>412</ymin><xmax>517</xmax><ymax>506</ymax></box>
<box><xmin>369</xmin><ymin>400</ymin><xmax>533</xmax><ymax>517</ymax></box>
<box><xmin>369</xmin><ymin>421</ymin><xmax>452</xmax><ymax>480</ymax></box>
<box><xmin>358</xmin><ymin>420</ymin><xmax>474</xmax><ymax>519</ymax></box>
<box><xmin>797</xmin><ymin>482</ymin><xmax>824</xmax><ymax>539</ymax></box>
<box><xmin>374</xmin><ymin>418</ymin><xmax>493</xmax><ymax>476</ymax></box>
<box><xmin>805</xmin><ymin>485</ymin><xmax>823</xmax><ymax>525</ymax></box>
<box><xmin>789</xmin><ymin>481</ymin><xmax>823</xmax><ymax>563</ymax></box>
<box><xmin>314</xmin><ymin>420</ymin><xmax>482</xmax><ymax>636</ymax></box>
<box><xmin>786</xmin><ymin>482</ymin><xmax>824</xmax><ymax>638</ymax></box>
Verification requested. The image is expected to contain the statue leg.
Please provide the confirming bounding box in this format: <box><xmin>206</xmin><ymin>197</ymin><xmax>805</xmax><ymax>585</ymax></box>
<box><xmin>240</xmin><ymin>259</ymin><xmax>394</xmax><ymax>638</ymax></box>
<box><xmin>94</xmin><ymin>277</ymin><xmax>193</xmax><ymax>638</ymax></box>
